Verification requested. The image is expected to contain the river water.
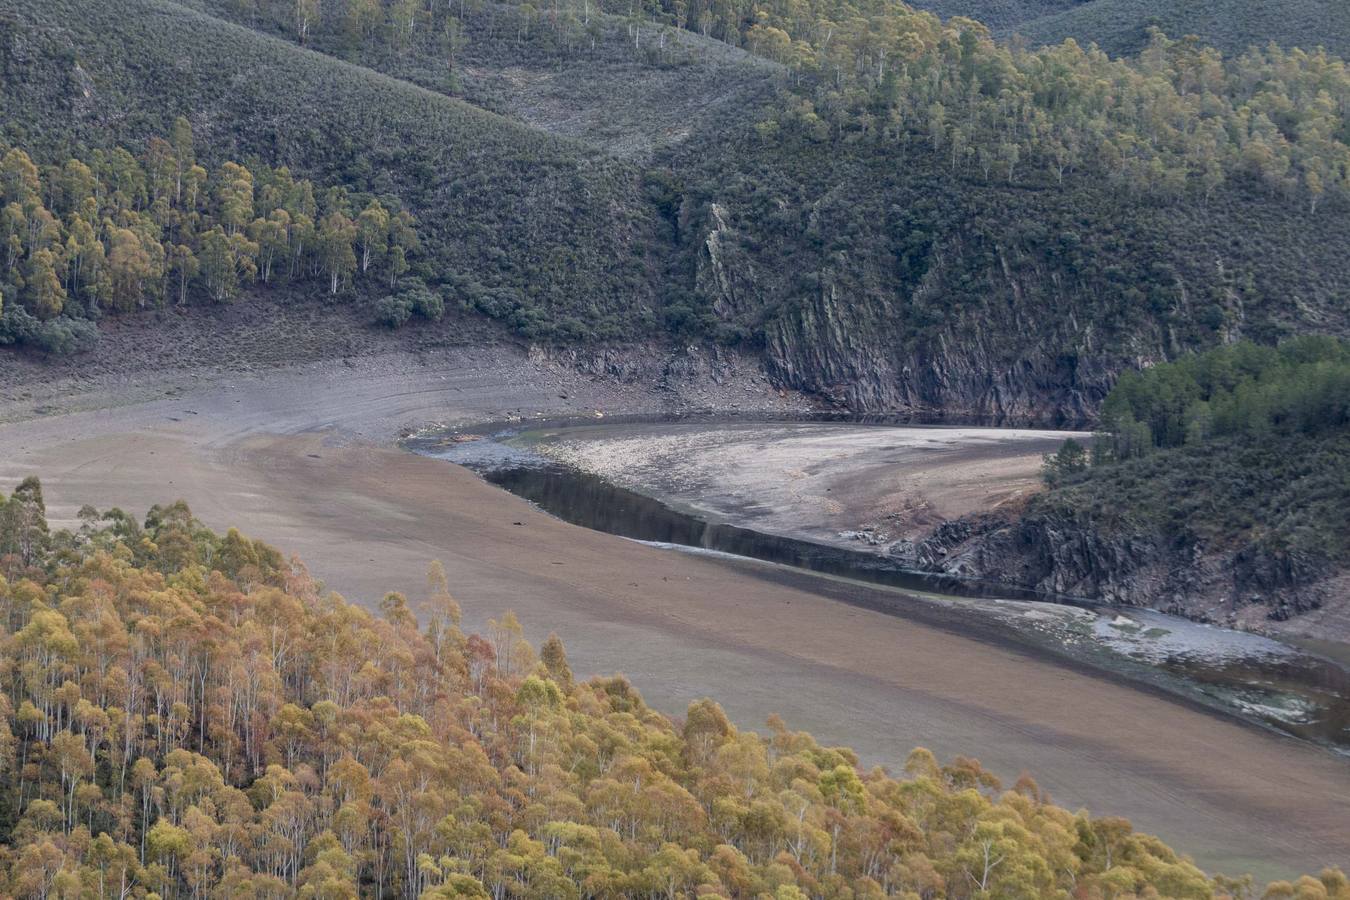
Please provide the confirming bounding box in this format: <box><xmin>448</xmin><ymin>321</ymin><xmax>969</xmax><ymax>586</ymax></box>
<box><xmin>407</xmin><ymin>417</ymin><xmax>1350</xmax><ymax>754</ymax></box>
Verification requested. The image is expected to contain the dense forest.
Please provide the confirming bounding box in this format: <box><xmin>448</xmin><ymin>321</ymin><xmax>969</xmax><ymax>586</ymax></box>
<box><xmin>0</xmin><ymin>123</ymin><xmax>430</xmax><ymax>351</ymax></box>
<box><xmin>1095</xmin><ymin>336</ymin><xmax>1350</xmax><ymax>461</ymax></box>
<box><xmin>0</xmin><ymin>477</ymin><xmax>1343</xmax><ymax>898</ymax></box>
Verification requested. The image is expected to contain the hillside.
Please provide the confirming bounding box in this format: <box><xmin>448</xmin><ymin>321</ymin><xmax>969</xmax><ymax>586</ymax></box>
<box><xmin>3</xmin><ymin>0</ymin><xmax>1350</xmax><ymax>420</ymax></box>
<box><xmin>907</xmin><ymin>338</ymin><xmax>1350</xmax><ymax>635</ymax></box>
<box><xmin>35</xmin><ymin>0</ymin><xmax>1339</xmax><ymax>424</ymax></box>
<box><xmin>907</xmin><ymin>0</ymin><xmax>1350</xmax><ymax>57</ymax></box>
<box><xmin>0</xmin><ymin>479</ymin><xmax>1344</xmax><ymax>897</ymax></box>
<box><xmin>654</xmin><ymin>119</ymin><xmax>1350</xmax><ymax>419</ymax></box>
<box><xmin>182</xmin><ymin>0</ymin><xmax>783</xmax><ymax>161</ymax></box>
<box><xmin>1013</xmin><ymin>0</ymin><xmax>1350</xmax><ymax>58</ymax></box>
<box><xmin>0</xmin><ymin>0</ymin><xmax>666</xmax><ymax>341</ymax></box>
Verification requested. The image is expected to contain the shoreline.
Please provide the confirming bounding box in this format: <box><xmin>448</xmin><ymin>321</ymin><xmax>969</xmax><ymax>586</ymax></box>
<box><xmin>0</xmin><ymin>350</ymin><xmax>1348</xmax><ymax>879</ymax></box>
<box><xmin>414</xmin><ymin>420</ymin><xmax>1350</xmax><ymax>753</ymax></box>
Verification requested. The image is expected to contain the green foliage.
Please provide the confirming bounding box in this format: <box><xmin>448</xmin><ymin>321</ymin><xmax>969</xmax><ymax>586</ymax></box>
<box><xmin>374</xmin><ymin>293</ymin><xmax>414</xmax><ymax>328</ymax></box>
<box><xmin>0</xmin><ymin>478</ymin><xmax>1337</xmax><ymax>897</ymax></box>
<box><xmin>184</xmin><ymin>0</ymin><xmax>1350</xmax><ymax>372</ymax></box>
<box><xmin>1099</xmin><ymin>336</ymin><xmax>1350</xmax><ymax>459</ymax></box>
<box><xmin>1038</xmin><ymin>338</ymin><xmax>1350</xmax><ymax>565</ymax></box>
<box><xmin>1042</xmin><ymin>437</ymin><xmax>1089</xmax><ymax>485</ymax></box>
<box><xmin>0</xmin><ymin>476</ymin><xmax>49</xmax><ymax>566</ymax></box>
<box><xmin>0</xmin><ymin>303</ymin><xmax>39</xmax><ymax>347</ymax></box>
<box><xmin>0</xmin><ymin>306</ymin><xmax>97</xmax><ymax>356</ymax></box>
<box><xmin>1037</xmin><ymin>430</ymin><xmax>1350</xmax><ymax>563</ymax></box>
<box><xmin>238</xmin><ymin>0</ymin><xmax>1350</xmax><ymax>210</ymax></box>
<box><xmin>2</xmin><ymin>0</ymin><xmax>664</xmax><ymax>344</ymax></box>
<box><xmin>6</xmin><ymin>0</ymin><xmax>1350</xmax><ymax>413</ymax></box>
<box><xmin>0</xmin><ymin>125</ymin><xmax>423</xmax><ymax>350</ymax></box>
<box><xmin>30</xmin><ymin>316</ymin><xmax>100</xmax><ymax>355</ymax></box>
<box><xmin>659</xmin><ymin>107</ymin><xmax>1350</xmax><ymax>391</ymax></box>
<box><xmin>533</xmin><ymin>0</ymin><xmax>1350</xmax><ymax>208</ymax></box>
<box><xmin>404</xmin><ymin>278</ymin><xmax>446</xmax><ymax>321</ymax></box>
<box><xmin>376</xmin><ymin>277</ymin><xmax>444</xmax><ymax>328</ymax></box>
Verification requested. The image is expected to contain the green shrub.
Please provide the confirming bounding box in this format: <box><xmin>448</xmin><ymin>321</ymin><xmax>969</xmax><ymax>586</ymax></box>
<box><xmin>33</xmin><ymin>317</ymin><xmax>100</xmax><ymax>355</ymax></box>
<box><xmin>401</xmin><ymin>279</ymin><xmax>445</xmax><ymax>321</ymax></box>
<box><xmin>375</xmin><ymin>295</ymin><xmax>414</xmax><ymax>329</ymax></box>
<box><xmin>376</xmin><ymin>279</ymin><xmax>446</xmax><ymax>328</ymax></box>
<box><xmin>0</xmin><ymin>303</ymin><xmax>39</xmax><ymax>346</ymax></box>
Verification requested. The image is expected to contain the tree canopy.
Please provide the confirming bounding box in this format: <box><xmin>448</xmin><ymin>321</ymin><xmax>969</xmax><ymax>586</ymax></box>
<box><xmin>1098</xmin><ymin>336</ymin><xmax>1350</xmax><ymax>458</ymax></box>
<box><xmin>0</xmin><ymin>124</ymin><xmax>421</xmax><ymax>352</ymax></box>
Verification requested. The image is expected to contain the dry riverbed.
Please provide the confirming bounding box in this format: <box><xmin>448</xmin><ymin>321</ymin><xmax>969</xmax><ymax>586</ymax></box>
<box><xmin>516</xmin><ymin>420</ymin><xmax>1084</xmax><ymax>550</ymax></box>
<box><xmin>0</xmin><ymin>348</ymin><xmax>1347</xmax><ymax>881</ymax></box>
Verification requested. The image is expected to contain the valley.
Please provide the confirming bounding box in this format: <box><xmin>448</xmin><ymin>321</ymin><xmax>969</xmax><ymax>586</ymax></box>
<box><xmin>1</xmin><ymin>359</ymin><xmax>1349</xmax><ymax>882</ymax></box>
<box><xmin>417</xmin><ymin>417</ymin><xmax>1350</xmax><ymax>750</ymax></box>
<box><xmin>1</xmin><ymin>0</ymin><xmax>1349</xmax><ymax>892</ymax></box>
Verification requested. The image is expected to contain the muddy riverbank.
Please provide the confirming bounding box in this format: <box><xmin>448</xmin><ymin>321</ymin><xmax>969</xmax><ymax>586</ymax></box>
<box><xmin>0</xmin><ymin>353</ymin><xmax>1347</xmax><ymax>880</ymax></box>
<box><xmin>412</xmin><ymin>420</ymin><xmax>1350</xmax><ymax>753</ymax></box>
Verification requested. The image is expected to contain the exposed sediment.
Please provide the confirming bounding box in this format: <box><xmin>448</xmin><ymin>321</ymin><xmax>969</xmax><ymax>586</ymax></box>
<box><xmin>1</xmin><ymin>363</ymin><xmax>1349</xmax><ymax>879</ymax></box>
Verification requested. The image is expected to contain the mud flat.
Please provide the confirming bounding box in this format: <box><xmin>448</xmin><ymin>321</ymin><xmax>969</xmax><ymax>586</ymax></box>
<box><xmin>0</xmin><ymin>352</ymin><xmax>1347</xmax><ymax>880</ymax></box>
<box><xmin>512</xmin><ymin>420</ymin><xmax>1082</xmax><ymax>553</ymax></box>
<box><xmin>421</xmin><ymin>420</ymin><xmax>1350</xmax><ymax>750</ymax></box>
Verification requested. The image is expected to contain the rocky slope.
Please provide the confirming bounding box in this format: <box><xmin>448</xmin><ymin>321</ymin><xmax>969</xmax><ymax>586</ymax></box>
<box><xmin>898</xmin><ymin>509</ymin><xmax>1350</xmax><ymax>638</ymax></box>
<box><xmin>885</xmin><ymin>422</ymin><xmax>1350</xmax><ymax>640</ymax></box>
<box><xmin>671</xmin><ymin>137</ymin><xmax>1350</xmax><ymax>425</ymax></box>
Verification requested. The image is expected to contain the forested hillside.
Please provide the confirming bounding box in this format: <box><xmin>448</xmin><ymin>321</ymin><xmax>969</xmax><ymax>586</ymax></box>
<box><xmin>6</xmin><ymin>0</ymin><xmax>1350</xmax><ymax>422</ymax></box>
<box><xmin>213</xmin><ymin>0</ymin><xmax>1350</xmax><ymax>209</ymax></box>
<box><xmin>1010</xmin><ymin>0</ymin><xmax>1350</xmax><ymax>59</ymax></box>
<box><xmin>622</xmin><ymin>0</ymin><xmax>1350</xmax><ymax>414</ymax></box>
<box><xmin>909</xmin><ymin>338</ymin><xmax>1350</xmax><ymax>628</ymax></box>
<box><xmin>0</xmin><ymin>478</ymin><xmax>1343</xmax><ymax>897</ymax></box>
<box><xmin>0</xmin><ymin>0</ymin><xmax>665</xmax><ymax>342</ymax></box>
<box><xmin>658</xmin><ymin>118</ymin><xmax>1350</xmax><ymax>417</ymax></box>
<box><xmin>0</xmin><ymin>124</ymin><xmax>431</xmax><ymax>350</ymax></box>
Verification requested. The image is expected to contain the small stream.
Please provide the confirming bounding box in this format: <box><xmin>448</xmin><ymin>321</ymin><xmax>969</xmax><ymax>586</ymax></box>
<box><xmin>407</xmin><ymin>419</ymin><xmax>1350</xmax><ymax>754</ymax></box>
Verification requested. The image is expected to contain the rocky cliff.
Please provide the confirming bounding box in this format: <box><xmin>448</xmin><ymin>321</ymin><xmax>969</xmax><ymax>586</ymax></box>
<box><xmin>670</xmin><ymin>135</ymin><xmax>1350</xmax><ymax>426</ymax></box>
<box><xmin>891</xmin><ymin>509</ymin><xmax>1344</xmax><ymax>634</ymax></box>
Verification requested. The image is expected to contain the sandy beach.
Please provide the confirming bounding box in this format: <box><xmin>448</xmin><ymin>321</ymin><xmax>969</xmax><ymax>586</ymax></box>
<box><xmin>1</xmin><ymin>348</ymin><xmax>1347</xmax><ymax>881</ymax></box>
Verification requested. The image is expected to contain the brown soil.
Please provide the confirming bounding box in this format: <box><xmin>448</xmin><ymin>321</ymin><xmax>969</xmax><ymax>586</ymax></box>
<box><xmin>0</xmin><ymin>350</ymin><xmax>1347</xmax><ymax>882</ymax></box>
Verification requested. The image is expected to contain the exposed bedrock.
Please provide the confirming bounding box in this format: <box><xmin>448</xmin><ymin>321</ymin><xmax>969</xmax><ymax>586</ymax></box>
<box><xmin>893</xmin><ymin>511</ymin><xmax>1340</xmax><ymax>633</ymax></box>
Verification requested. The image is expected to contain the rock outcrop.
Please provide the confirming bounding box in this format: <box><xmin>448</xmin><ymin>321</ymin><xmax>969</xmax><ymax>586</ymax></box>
<box><xmin>892</xmin><ymin>508</ymin><xmax>1339</xmax><ymax>633</ymax></box>
<box><xmin>684</xmin><ymin>198</ymin><xmax>1170</xmax><ymax>425</ymax></box>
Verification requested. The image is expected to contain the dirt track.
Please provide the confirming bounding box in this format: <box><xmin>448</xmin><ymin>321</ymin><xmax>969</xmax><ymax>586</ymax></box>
<box><xmin>1</xmin><ymin>348</ymin><xmax>1348</xmax><ymax>881</ymax></box>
